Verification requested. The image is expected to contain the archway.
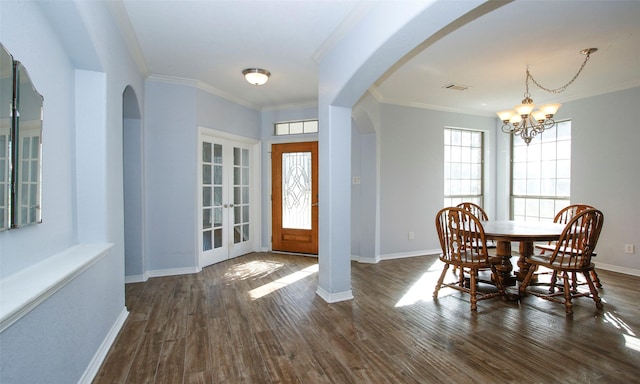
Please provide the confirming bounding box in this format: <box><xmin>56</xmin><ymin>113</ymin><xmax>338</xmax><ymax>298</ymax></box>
<box><xmin>122</xmin><ymin>85</ymin><xmax>144</xmax><ymax>281</ymax></box>
<box><xmin>316</xmin><ymin>0</ymin><xmax>499</xmax><ymax>301</ymax></box>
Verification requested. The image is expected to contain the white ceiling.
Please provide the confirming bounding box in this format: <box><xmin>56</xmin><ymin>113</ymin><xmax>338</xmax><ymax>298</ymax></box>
<box><xmin>116</xmin><ymin>0</ymin><xmax>640</xmax><ymax>115</ymax></box>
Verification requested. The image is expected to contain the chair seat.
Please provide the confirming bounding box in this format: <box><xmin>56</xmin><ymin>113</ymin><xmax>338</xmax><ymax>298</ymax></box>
<box><xmin>527</xmin><ymin>253</ymin><xmax>595</xmax><ymax>271</ymax></box>
<box><xmin>439</xmin><ymin>255</ymin><xmax>500</xmax><ymax>270</ymax></box>
<box><xmin>535</xmin><ymin>243</ymin><xmax>597</xmax><ymax>257</ymax></box>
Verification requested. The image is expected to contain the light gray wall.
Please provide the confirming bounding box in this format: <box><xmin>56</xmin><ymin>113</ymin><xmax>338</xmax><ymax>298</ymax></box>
<box><xmin>0</xmin><ymin>1</ymin><xmax>76</xmax><ymax>276</ymax></box>
<box><xmin>124</xmin><ymin>116</ymin><xmax>144</xmax><ymax>276</ymax></box>
<box><xmin>197</xmin><ymin>89</ymin><xmax>261</xmax><ymax>140</ymax></box>
<box><xmin>0</xmin><ymin>1</ymin><xmax>144</xmax><ymax>382</ymax></box>
<box><xmin>142</xmin><ymin>81</ymin><xmax>260</xmax><ymax>274</ymax></box>
<box><xmin>144</xmin><ymin>81</ymin><xmax>199</xmax><ymax>272</ymax></box>
<box><xmin>379</xmin><ymin>104</ymin><xmax>497</xmax><ymax>256</ymax></box>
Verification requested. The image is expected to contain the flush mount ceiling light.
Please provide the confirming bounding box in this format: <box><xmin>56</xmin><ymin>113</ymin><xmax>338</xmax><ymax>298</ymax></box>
<box><xmin>242</xmin><ymin>68</ymin><xmax>271</xmax><ymax>86</ymax></box>
<box><xmin>497</xmin><ymin>48</ymin><xmax>597</xmax><ymax>145</ymax></box>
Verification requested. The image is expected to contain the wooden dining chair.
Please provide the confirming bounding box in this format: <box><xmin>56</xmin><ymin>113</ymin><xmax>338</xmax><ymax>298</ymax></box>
<box><xmin>455</xmin><ymin>202</ymin><xmax>497</xmax><ymax>280</ymax></box>
<box><xmin>536</xmin><ymin>204</ymin><xmax>602</xmax><ymax>289</ymax></box>
<box><xmin>456</xmin><ymin>202</ymin><xmax>489</xmax><ymax>220</ymax></box>
<box><xmin>434</xmin><ymin>207</ymin><xmax>505</xmax><ymax>311</ymax></box>
<box><xmin>519</xmin><ymin>208</ymin><xmax>604</xmax><ymax>315</ymax></box>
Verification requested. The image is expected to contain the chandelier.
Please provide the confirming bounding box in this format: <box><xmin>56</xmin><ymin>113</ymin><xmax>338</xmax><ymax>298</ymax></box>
<box><xmin>497</xmin><ymin>48</ymin><xmax>597</xmax><ymax>145</ymax></box>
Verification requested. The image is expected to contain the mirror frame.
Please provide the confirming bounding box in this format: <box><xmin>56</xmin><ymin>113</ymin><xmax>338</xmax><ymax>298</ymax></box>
<box><xmin>0</xmin><ymin>43</ymin><xmax>43</xmax><ymax>231</ymax></box>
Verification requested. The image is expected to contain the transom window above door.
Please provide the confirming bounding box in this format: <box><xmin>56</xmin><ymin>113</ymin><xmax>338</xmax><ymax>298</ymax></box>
<box><xmin>274</xmin><ymin>120</ymin><xmax>318</xmax><ymax>136</ymax></box>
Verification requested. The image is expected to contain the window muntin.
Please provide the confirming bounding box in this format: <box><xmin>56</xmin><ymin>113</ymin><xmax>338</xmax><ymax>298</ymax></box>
<box><xmin>444</xmin><ymin>128</ymin><xmax>484</xmax><ymax>207</ymax></box>
<box><xmin>511</xmin><ymin>120</ymin><xmax>571</xmax><ymax>222</ymax></box>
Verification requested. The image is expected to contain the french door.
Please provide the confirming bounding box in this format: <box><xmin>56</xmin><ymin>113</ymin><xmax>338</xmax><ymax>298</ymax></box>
<box><xmin>199</xmin><ymin>132</ymin><xmax>255</xmax><ymax>267</ymax></box>
<box><xmin>271</xmin><ymin>141</ymin><xmax>318</xmax><ymax>254</ymax></box>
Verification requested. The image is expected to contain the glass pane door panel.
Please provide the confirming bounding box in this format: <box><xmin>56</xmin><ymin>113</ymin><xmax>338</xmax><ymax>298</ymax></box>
<box><xmin>282</xmin><ymin>152</ymin><xmax>311</xmax><ymax>230</ymax></box>
<box><xmin>203</xmin><ymin>230</ymin><xmax>212</xmax><ymax>251</ymax></box>
<box><xmin>202</xmin><ymin>142</ymin><xmax>224</xmax><ymax>251</ymax></box>
<box><xmin>233</xmin><ymin>146</ymin><xmax>250</xmax><ymax>244</ymax></box>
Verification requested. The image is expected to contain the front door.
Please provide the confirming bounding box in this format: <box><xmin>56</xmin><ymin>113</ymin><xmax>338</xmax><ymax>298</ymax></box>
<box><xmin>271</xmin><ymin>141</ymin><xmax>318</xmax><ymax>254</ymax></box>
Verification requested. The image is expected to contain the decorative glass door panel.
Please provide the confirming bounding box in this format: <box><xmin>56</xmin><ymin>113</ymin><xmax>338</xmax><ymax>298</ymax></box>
<box><xmin>282</xmin><ymin>152</ymin><xmax>312</xmax><ymax>230</ymax></box>
<box><xmin>200</xmin><ymin>134</ymin><xmax>253</xmax><ymax>267</ymax></box>
<box><xmin>272</xmin><ymin>142</ymin><xmax>318</xmax><ymax>254</ymax></box>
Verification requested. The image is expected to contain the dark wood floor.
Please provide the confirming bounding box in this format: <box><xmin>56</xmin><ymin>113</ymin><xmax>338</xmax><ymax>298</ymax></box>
<box><xmin>93</xmin><ymin>252</ymin><xmax>640</xmax><ymax>383</ymax></box>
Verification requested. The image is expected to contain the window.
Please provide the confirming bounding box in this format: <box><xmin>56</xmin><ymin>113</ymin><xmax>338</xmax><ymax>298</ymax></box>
<box><xmin>511</xmin><ymin>120</ymin><xmax>571</xmax><ymax>222</ymax></box>
<box><xmin>274</xmin><ymin>120</ymin><xmax>318</xmax><ymax>136</ymax></box>
<box><xmin>444</xmin><ymin>128</ymin><xmax>483</xmax><ymax>207</ymax></box>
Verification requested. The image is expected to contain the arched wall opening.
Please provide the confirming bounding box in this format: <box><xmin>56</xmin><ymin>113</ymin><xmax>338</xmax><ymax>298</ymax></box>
<box><xmin>122</xmin><ymin>85</ymin><xmax>145</xmax><ymax>280</ymax></box>
<box><xmin>316</xmin><ymin>0</ymin><xmax>499</xmax><ymax>301</ymax></box>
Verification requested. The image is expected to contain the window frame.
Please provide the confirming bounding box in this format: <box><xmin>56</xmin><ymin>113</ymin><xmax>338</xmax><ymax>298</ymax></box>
<box><xmin>443</xmin><ymin>127</ymin><xmax>485</xmax><ymax>208</ymax></box>
<box><xmin>509</xmin><ymin>119</ymin><xmax>571</xmax><ymax>222</ymax></box>
<box><xmin>274</xmin><ymin>119</ymin><xmax>318</xmax><ymax>136</ymax></box>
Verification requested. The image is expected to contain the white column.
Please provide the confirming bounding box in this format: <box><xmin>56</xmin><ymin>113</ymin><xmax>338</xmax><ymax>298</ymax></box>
<box><xmin>316</xmin><ymin>104</ymin><xmax>353</xmax><ymax>302</ymax></box>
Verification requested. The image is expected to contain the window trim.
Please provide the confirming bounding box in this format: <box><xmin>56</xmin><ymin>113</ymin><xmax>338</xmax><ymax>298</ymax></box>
<box><xmin>443</xmin><ymin>127</ymin><xmax>485</xmax><ymax>208</ymax></box>
<box><xmin>509</xmin><ymin>119</ymin><xmax>571</xmax><ymax>221</ymax></box>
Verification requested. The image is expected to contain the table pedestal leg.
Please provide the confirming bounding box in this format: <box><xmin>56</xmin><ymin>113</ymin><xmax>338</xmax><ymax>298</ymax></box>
<box><xmin>516</xmin><ymin>241</ymin><xmax>533</xmax><ymax>281</ymax></box>
<box><xmin>494</xmin><ymin>240</ymin><xmax>516</xmax><ymax>286</ymax></box>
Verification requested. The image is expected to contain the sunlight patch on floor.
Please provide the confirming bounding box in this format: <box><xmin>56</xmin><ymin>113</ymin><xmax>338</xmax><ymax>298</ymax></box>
<box><xmin>603</xmin><ymin>310</ymin><xmax>639</xmax><ymax>352</ymax></box>
<box><xmin>249</xmin><ymin>264</ymin><xmax>318</xmax><ymax>300</ymax></box>
<box><xmin>224</xmin><ymin>260</ymin><xmax>284</xmax><ymax>281</ymax></box>
<box><xmin>395</xmin><ymin>261</ymin><xmax>449</xmax><ymax>307</ymax></box>
<box><xmin>604</xmin><ymin>311</ymin><xmax>636</xmax><ymax>336</ymax></box>
<box><xmin>623</xmin><ymin>334</ymin><xmax>640</xmax><ymax>353</ymax></box>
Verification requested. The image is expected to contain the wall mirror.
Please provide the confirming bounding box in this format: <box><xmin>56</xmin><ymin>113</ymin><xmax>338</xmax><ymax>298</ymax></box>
<box><xmin>0</xmin><ymin>43</ymin><xmax>43</xmax><ymax>231</ymax></box>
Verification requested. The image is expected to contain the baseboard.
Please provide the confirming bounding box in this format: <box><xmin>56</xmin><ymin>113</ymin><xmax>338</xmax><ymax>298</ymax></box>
<box><xmin>78</xmin><ymin>307</ymin><xmax>129</xmax><ymax>384</ymax></box>
<box><xmin>316</xmin><ymin>286</ymin><xmax>354</xmax><ymax>303</ymax></box>
<box><xmin>124</xmin><ymin>272</ymin><xmax>148</xmax><ymax>284</ymax></box>
<box><xmin>595</xmin><ymin>262</ymin><xmax>640</xmax><ymax>277</ymax></box>
<box><xmin>352</xmin><ymin>255</ymin><xmax>380</xmax><ymax>264</ymax></box>
<box><xmin>147</xmin><ymin>266</ymin><xmax>199</xmax><ymax>278</ymax></box>
<box><xmin>380</xmin><ymin>249</ymin><xmax>440</xmax><ymax>261</ymax></box>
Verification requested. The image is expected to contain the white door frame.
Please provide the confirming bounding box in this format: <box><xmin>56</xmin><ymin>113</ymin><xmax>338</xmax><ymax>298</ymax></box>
<box><xmin>266</xmin><ymin>135</ymin><xmax>318</xmax><ymax>253</ymax></box>
<box><xmin>197</xmin><ymin>127</ymin><xmax>262</xmax><ymax>269</ymax></box>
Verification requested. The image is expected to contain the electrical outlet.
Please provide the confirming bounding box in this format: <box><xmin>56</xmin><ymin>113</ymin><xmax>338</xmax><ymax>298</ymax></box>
<box><xmin>408</xmin><ymin>231</ymin><xmax>415</xmax><ymax>240</ymax></box>
<box><xmin>624</xmin><ymin>244</ymin><xmax>634</xmax><ymax>254</ymax></box>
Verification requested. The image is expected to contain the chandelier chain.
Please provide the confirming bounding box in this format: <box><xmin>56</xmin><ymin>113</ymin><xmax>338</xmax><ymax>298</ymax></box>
<box><xmin>527</xmin><ymin>52</ymin><xmax>592</xmax><ymax>95</ymax></box>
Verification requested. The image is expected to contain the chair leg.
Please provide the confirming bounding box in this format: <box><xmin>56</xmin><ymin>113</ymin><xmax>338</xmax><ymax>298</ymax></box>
<box><xmin>491</xmin><ymin>266</ymin><xmax>505</xmax><ymax>297</ymax></box>
<box><xmin>549</xmin><ymin>270</ymin><xmax>558</xmax><ymax>293</ymax></box>
<box><xmin>433</xmin><ymin>264</ymin><xmax>450</xmax><ymax>298</ymax></box>
<box><xmin>519</xmin><ymin>263</ymin><xmax>538</xmax><ymax>295</ymax></box>
<box><xmin>583</xmin><ymin>271</ymin><xmax>604</xmax><ymax>309</ymax></box>
<box><xmin>562</xmin><ymin>271</ymin><xmax>573</xmax><ymax>315</ymax></box>
<box><xmin>591</xmin><ymin>269</ymin><xmax>603</xmax><ymax>288</ymax></box>
<box><xmin>570</xmin><ymin>272</ymin><xmax>579</xmax><ymax>294</ymax></box>
<box><xmin>469</xmin><ymin>270</ymin><xmax>478</xmax><ymax>311</ymax></box>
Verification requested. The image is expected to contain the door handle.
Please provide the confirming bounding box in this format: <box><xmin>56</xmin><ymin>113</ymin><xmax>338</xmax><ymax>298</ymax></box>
<box><xmin>312</xmin><ymin>202</ymin><xmax>319</xmax><ymax>207</ymax></box>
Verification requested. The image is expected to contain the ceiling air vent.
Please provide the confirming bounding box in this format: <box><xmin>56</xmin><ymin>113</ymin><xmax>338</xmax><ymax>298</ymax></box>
<box><xmin>443</xmin><ymin>83</ymin><xmax>470</xmax><ymax>91</ymax></box>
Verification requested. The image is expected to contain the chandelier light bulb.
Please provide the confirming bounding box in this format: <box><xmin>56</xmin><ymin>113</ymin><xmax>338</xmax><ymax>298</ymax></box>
<box><xmin>496</xmin><ymin>110</ymin><xmax>515</xmax><ymax>122</ymax></box>
<box><xmin>531</xmin><ymin>110</ymin><xmax>547</xmax><ymax>122</ymax></box>
<box><xmin>539</xmin><ymin>103</ymin><xmax>561</xmax><ymax>116</ymax></box>
<box><xmin>515</xmin><ymin>102</ymin><xmax>535</xmax><ymax>116</ymax></box>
